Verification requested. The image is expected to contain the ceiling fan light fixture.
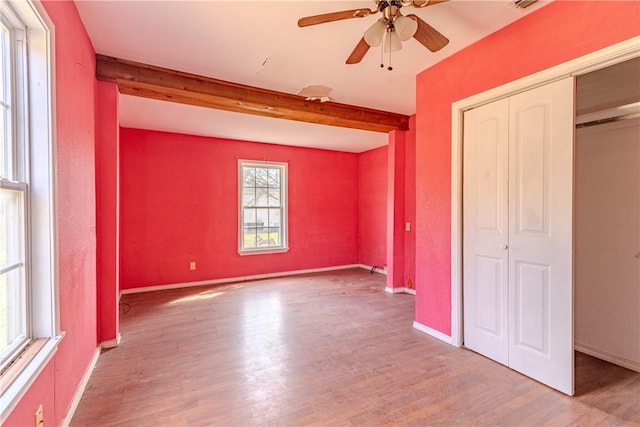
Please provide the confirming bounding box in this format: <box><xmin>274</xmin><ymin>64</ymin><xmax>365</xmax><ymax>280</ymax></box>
<box><xmin>383</xmin><ymin>30</ymin><xmax>402</xmax><ymax>53</ymax></box>
<box><xmin>364</xmin><ymin>19</ymin><xmax>387</xmax><ymax>47</ymax></box>
<box><xmin>394</xmin><ymin>14</ymin><xmax>418</xmax><ymax>41</ymax></box>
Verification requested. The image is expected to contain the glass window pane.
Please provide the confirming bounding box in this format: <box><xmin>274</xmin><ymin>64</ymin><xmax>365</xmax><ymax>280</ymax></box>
<box><xmin>268</xmin><ymin>168</ymin><xmax>280</xmax><ymax>188</ymax></box>
<box><xmin>243</xmin><ymin>167</ymin><xmax>255</xmax><ymax>188</ymax></box>
<box><xmin>268</xmin><ymin>188</ymin><xmax>280</xmax><ymax>207</ymax></box>
<box><xmin>0</xmin><ymin>25</ymin><xmax>8</xmax><ymax>180</ymax></box>
<box><xmin>243</xmin><ymin>208</ymin><xmax>256</xmax><ymax>224</ymax></box>
<box><xmin>242</xmin><ymin>187</ymin><xmax>256</xmax><ymax>207</ymax></box>
<box><xmin>255</xmin><ymin>168</ymin><xmax>269</xmax><ymax>189</ymax></box>
<box><xmin>0</xmin><ymin>267</ymin><xmax>26</xmax><ymax>360</ymax></box>
<box><xmin>267</xmin><ymin>228</ymin><xmax>280</xmax><ymax>246</ymax></box>
<box><xmin>0</xmin><ymin>188</ymin><xmax>24</xmax><ymax>269</ymax></box>
<box><xmin>255</xmin><ymin>187</ymin><xmax>268</xmax><ymax>206</ymax></box>
<box><xmin>0</xmin><ymin>25</ymin><xmax>7</xmax><ymax>105</ymax></box>
<box><xmin>268</xmin><ymin>208</ymin><xmax>281</xmax><ymax>229</ymax></box>
<box><xmin>243</xmin><ymin>228</ymin><xmax>257</xmax><ymax>249</ymax></box>
<box><xmin>256</xmin><ymin>233</ymin><xmax>269</xmax><ymax>247</ymax></box>
<box><xmin>255</xmin><ymin>208</ymin><xmax>269</xmax><ymax>229</ymax></box>
<box><xmin>0</xmin><ymin>107</ymin><xmax>6</xmax><ymax>179</ymax></box>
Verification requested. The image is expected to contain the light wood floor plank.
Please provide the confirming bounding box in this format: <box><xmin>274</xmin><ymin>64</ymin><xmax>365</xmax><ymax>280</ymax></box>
<box><xmin>71</xmin><ymin>269</ymin><xmax>639</xmax><ymax>426</ymax></box>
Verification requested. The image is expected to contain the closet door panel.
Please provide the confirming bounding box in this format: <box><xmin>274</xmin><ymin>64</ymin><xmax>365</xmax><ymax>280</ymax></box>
<box><xmin>463</xmin><ymin>98</ymin><xmax>510</xmax><ymax>365</ymax></box>
<box><xmin>508</xmin><ymin>77</ymin><xmax>575</xmax><ymax>395</ymax></box>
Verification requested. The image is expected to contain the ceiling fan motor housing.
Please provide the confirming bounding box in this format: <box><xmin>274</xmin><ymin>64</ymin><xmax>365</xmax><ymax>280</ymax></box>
<box><xmin>298</xmin><ymin>0</ymin><xmax>449</xmax><ymax>65</ymax></box>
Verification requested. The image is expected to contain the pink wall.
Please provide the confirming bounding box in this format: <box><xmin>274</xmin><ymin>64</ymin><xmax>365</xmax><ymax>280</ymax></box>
<box><xmin>119</xmin><ymin>128</ymin><xmax>360</xmax><ymax>289</ymax></box>
<box><xmin>4</xmin><ymin>364</ymin><xmax>55</xmax><ymax>427</ymax></box>
<box><xmin>403</xmin><ymin>115</ymin><xmax>416</xmax><ymax>291</ymax></box>
<box><xmin>386</xmin><ymin>130</ymin><xmax>406</xmax><ymax>289</ymax></box>
<box><xmin>95</xmin><ymin>81</ymin><xmax>120</xmax><ymax>345</ymax></box>
<box><xmin>358</xmin><ymin>145</ymin><xmax>387</xmax><ymax>268</ymax></box>
<box><xmin>414</xmin><ymin>1</ymin><xmax>640</xmax><ymax>335</ymax></box>
<box><xmin>6</xmin><ymin>1</ymin><xmax>98</xmax><ymax>425</ymax></box>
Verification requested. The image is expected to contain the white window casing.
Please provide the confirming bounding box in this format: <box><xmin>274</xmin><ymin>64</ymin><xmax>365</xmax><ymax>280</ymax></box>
<box><xmin>238</xmin><ymin>160</ymin><xmax>288</xmax><ymax>255</ymax></box>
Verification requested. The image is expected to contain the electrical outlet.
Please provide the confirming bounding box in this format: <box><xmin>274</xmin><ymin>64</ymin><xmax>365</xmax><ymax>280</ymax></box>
<box><xmin>34</xmin><ymin>405</ymin><xmax>43</xmax><ymax>427</ymax></box>
<box><xmin>189</xmin><ymin>261</ymin><xmax>196</xmax><ymax>270</ymax></box>
<box><xmin>405</xmin><ymin>222</ymin><xmax>411</xmax><ymax>232</ymax></box>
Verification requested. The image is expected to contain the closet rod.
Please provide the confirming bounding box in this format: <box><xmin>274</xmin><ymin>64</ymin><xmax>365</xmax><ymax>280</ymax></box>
<box><xmin>576</xmin><ymin>112</ymin><xmax>640</xmax><ymax>129</ymax></box>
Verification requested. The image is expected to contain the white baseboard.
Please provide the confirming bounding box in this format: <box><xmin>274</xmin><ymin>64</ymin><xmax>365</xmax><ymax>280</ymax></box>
<box><xmin>575</xmin><ymin>342</ymin><xmax>640</xmax><ymax>373</ymax></box>
<box><xmin>100</xmin><ymin>333</ymin><xmax>121</xmax><ymax>350</ymax></box>
<box><xmin>385</xmin><ymin>287</ymin><xmax>416</xmax><ymax>295</ymax></box>
<box><xmin>121</xmin><ymin>264</ymin><xmax>371</xmax><ymax>295</ymax></box>
<box><xmin>60</xmin><ymin>347</ymin><xmax>100</xmax><ymax>427</ymax></box>
<box><xmin>413</xmin><ymin>321</ymin><xmax>453</xmax><ymax>345</ymax></box>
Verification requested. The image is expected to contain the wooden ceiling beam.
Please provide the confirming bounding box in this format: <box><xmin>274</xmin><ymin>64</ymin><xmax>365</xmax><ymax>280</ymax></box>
<box><xmin>96</xmin><ymin>55</ymin><xmax>409</xmax><ymax>133</ymax></box>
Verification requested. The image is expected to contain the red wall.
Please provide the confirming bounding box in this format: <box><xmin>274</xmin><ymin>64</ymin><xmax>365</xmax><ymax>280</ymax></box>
<box><xmin>6</xmin><ymin>1</ymin><xmax>98</xmax><ymax>425</ymax></box>
<box><xmin>414</xmin><ymin>1</ymin><xmax>640</xmax><ymax>335</ymax></box>
<box><xmin>119</xmin><ymin>128</ymin><xmax>360</xmax><ymax>289</ymax></box>
<box><xmin>358</xmin><ymin>145</ymin><xmax>387</xmax><ymax>268</ymax></box>
<box><xmin>95</xmin><ymin>81</ymin><xmax>120</xmax><ymax>345</ymax></box>
<box><xmin>403</xmin><ymin>115</ymin><xmax>416</xmax><ymax>290</ymax></box>
<box><xmin>386</xmin><ymin>129</ymin><xmax>406</xmax><ymax>289</ymax></box>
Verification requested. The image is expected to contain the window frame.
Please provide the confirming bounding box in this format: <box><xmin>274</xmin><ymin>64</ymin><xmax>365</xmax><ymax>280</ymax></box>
<box><xmin>0</xmin><ymin>2</ymin><xmax>30</xmax><ymax>372</ymax></box>
<box><xmin>238</xmin><ymin>160</ymin><xmax>288</xmax><ymax>255</ymax></box>
<box><xmin>0</xmin><ymin>0</ymin><xmax>60</xmax><ymax>422</ymax></box>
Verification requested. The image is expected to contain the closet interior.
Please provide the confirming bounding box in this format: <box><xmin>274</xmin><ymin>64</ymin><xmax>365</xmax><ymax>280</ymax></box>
<box><xmin>574</xmin><ymin>57</ymin><xmax>640</xmax><ymax>373</ymax></box>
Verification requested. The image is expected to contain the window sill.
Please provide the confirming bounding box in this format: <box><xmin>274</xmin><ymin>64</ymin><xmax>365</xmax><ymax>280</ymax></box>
<box><xmin>0</xmin><ymin>334</ymin><xmax>63</xmax><ymax>424</ymax></box>
<box><xmin>238</xmin><ymin>247</ymin><xmax>290</xmax><ymax>256</ymax></box>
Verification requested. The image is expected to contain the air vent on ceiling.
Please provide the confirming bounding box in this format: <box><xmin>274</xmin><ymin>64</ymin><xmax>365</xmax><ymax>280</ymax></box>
<box><xmin>514</xmin><ymin>0</ymin><xmax>539</xmax><ymax>9</ymax></box>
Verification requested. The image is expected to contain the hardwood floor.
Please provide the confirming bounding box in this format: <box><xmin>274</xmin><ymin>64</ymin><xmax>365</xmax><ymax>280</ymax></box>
<box><xmin>71</xmin><ymin>268</ymin><xmax>640</xmax><ymax>426</ymax></box>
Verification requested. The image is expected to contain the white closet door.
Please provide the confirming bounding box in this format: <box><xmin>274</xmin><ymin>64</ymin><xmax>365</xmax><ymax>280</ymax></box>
<box><xmin>463</xmin><ymin>98</ymin><xmax>510</xmax><ymax>365</ymax></box>
<box><xmin>507</xmin><ymin>77</ymin><xmax>574</xmax><ymax>395</ymax></box>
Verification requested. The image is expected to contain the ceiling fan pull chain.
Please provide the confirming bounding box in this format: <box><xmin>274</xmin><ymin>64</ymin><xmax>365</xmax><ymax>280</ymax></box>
<box><xmin>388</xmin><ymin>40</ymin><xmax>393</xmax><ymax>71</ymax></box>
<box><xmin>380</xmin><ymin>40</ymin><xmax>384</xmax><ymax>68</ymax></box>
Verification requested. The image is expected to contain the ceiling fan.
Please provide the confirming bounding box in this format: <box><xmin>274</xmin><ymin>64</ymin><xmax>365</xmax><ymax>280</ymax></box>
<box><xmin>298</xmin><ymin>0</ymin><xmax>450</xmax><ymax>68</ymax></box>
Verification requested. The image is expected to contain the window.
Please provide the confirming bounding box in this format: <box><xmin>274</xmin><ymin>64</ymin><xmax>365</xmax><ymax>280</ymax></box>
<box><xmin>239</xmin><ymin>161</ymin><xmax>288</xmax><ymax>254</ymax></box>
<box><xmin>0</xmin><ymin>5</ymin><xmax>28</xmax><ymax>371</ymax></box>
<box><xmin>0</xmin><ymin>0</ymin><xmax>58</xmax><ymax>419</ymax></box>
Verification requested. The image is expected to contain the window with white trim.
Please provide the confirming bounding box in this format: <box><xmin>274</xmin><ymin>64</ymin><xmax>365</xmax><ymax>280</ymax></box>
<box><xmin>0</xmin><ymin>0</ymin><xmax>58</xmax><ymax>419</ymax></box>
<box><xmin>239</xmin><ymin>161</ymin><xmax>288</xmax><ymax>254</ymax></box>
<box><xmin>0</xmin><ymin>4</ymin><xmax>28</xmax><ymax>371</ymax></box>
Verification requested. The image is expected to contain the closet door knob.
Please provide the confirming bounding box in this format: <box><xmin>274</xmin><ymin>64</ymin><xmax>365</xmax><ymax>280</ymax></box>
<box><xmin>502</xmin><ymin>244</ymin><xmax>509</xmax><ymax>250</ymax></box>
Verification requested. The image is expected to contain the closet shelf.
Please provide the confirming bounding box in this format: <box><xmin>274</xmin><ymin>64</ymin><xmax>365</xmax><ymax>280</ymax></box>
<box><xmin>576</xmin><ymin>102</ymin><xmax>640</xmax><ymax>128</ymax></box>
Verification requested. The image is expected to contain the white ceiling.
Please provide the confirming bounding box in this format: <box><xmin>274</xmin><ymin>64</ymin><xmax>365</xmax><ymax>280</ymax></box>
<box><xmin>77</xmin><ymin>0</ymin><xmax>548</xmax><ymax>153</ymax></box>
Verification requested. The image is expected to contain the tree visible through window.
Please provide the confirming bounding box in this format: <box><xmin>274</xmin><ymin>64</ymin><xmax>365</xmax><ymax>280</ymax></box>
<box><xmin>239</xmin><ymin>161</ymin><xmax>287</xmax><ymax>253</ymax></box>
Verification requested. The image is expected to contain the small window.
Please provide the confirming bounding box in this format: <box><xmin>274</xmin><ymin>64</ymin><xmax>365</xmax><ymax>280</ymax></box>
<box><xmin>239</xmin><ymin>161</ymin><xmax>288</xmax><ymax>254</ymax></box>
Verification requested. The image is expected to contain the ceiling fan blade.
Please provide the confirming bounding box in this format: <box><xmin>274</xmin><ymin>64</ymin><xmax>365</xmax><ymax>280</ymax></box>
<box><xmin>346</xmin><ymin>37</ymin><xmax>371</xmax><ymax>64</ymax></box>
<box><xmin>298</xmin><ymin>9</ymin><xmax>375</xmax><ymax>27</ymax></box>
<box><xmin>412</xmin><ymin>0</ymin><xmax>449</xmax><ymax>7</ymax></box>
<box><xmin>407</xmin><ymin>14</ymin><xmax>449</xmax><ymax>52</ymax></box>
